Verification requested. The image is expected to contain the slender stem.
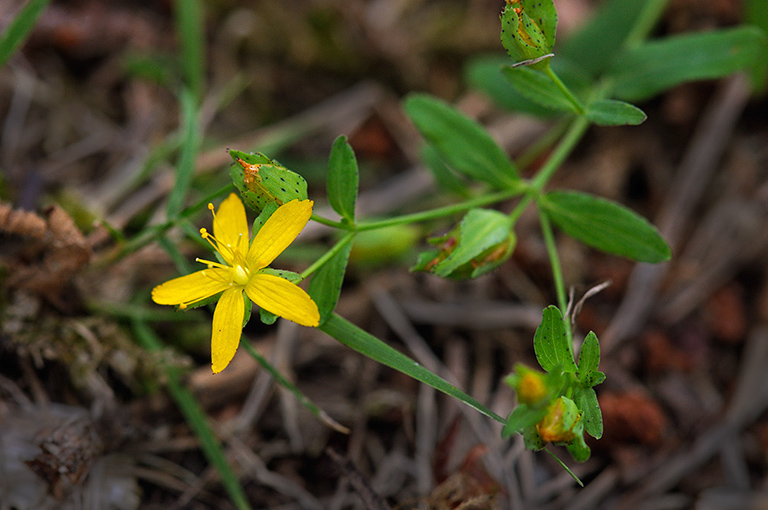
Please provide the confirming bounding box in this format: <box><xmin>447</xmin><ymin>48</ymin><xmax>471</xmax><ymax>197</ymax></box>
<box><xmin>356</xmin><ymin>188</ymin><xmax>523</xmax><ymax>232</ymax></box>
<box><xmin>299</xmin><ymin>232</ymin><xmax>355</xmax><ymax>280</ymax></box>
<box><xmin>537</xmin><ymin>205</ymin><xmax>572</xmax><ymax>346</ymax></box>
<box><xmin>530</xmin><ymin>115</ymin><xmax>590</xmax><ymax>192</ymax></box>
<box><xmin>310</xmin><ymin>214</ymin><xmax>350</xmax><ymax>230</ymax></box>
<box><xmin>543</xmin><ymin>65</ymin><xmax>585</xmax><ymax>115</ymax></box>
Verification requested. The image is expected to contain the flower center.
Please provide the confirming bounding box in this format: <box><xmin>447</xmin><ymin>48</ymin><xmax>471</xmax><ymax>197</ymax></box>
<box><xmin>230</xmin><ymin>264</ymin><xmax>250</xmax><ymax>286</ymax></box>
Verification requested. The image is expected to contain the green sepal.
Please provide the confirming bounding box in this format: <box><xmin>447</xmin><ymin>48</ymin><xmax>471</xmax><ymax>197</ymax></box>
<box><xmin>432</xmin><ymin>208</ymin><xmax>515</xmax><ymax>278</ymax></box>
<box><xmin>523</xmin><ymin>426</ymin><xmax>546</xmax><ymax>450</ymax></box>
<box><xmin>500</xmin><ymin>0</ymin><xmax>558</xmax><ymax>69</ymax></box>
<box><xmin>229</xmin><ymin>149</ymin><xmax>308</xmax><ymax>212</ymax></box>
<box><xmin>565</xmin><ymin>433</ymin><xmax>591</xmax><ymax>462</ymax></box>
<box><xmin>242</xmin><ymin>293</ymin><xmax>252</xmax><ymax>328</ymax></box>
<box><xmin>251</xmin><ymin>202</ymin><xmax>279</xmax><ymax>238</ymax></box>
<box><xmin>502</xmin><ymin>404</ymin><xmax>548</xmax><ymax>439</ymax></box>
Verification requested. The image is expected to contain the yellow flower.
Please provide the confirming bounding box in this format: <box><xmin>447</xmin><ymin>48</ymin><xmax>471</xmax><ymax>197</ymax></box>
<box><xmin>152</xmin><ymin>193</ymin><xmax>320</xmax><ymax>373</ymax></box>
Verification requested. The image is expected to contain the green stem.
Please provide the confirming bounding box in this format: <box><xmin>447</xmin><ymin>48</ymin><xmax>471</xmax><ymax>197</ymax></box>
<box><xmin>530</xmin><ymin>115</ymin><xmax>590</xmax><ymax>192</ymax></box>
<box><xmin>310</xmin><ymin>214</ymin><xmax>349</xmax><ymax>230</ymax></box>
<box><xmin>537</xmin><ymin>205</ymin><xmax>572</xmax><ymax>346</ymax></box>
<box><xmin>356</xmin><ymin>188</ymin><xmax>523</xmax><ymax>232</ymax></box>
<box><xmin>543</xmin><ymin>65</ymin><xmax>585</xmax><ymax>115</ymax></box>
<box><xmin>166</xmin><ymin>88</ymin><xmax>200</xmax><ymax>217</ymax></box>
<box><xmin>299</xmin><ymin>232</ymin><xmax>355</xmax><ymax>280</ymax></box>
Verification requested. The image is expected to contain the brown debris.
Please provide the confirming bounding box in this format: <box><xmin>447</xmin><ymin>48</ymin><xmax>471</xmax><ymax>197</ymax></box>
<box><xmin>599</xmin><ymin>390</ymin><xmax>668</xmax><ymax>447</ymax></box>
<box><xmin>24</xmin><ymin>417</ymin><xmax>104</xmax><ymax>499</ymax></box>
<box><xmin>1</xmin><ymin>201</ymin><xmax>92</xmax><ymax>311</ymax></box>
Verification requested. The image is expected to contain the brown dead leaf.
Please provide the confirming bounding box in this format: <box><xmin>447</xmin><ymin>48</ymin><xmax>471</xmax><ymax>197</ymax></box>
<box><xmin>1</xmin><ymin>201</ymin><xmax>92</xmax><ymax>310</ymax></box>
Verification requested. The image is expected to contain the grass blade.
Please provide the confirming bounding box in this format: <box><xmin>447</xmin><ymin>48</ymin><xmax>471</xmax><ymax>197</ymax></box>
<box><xmin>0</xmin><ymin>0</ymin><xmax>51</xmax><ymax>67</ymax></box>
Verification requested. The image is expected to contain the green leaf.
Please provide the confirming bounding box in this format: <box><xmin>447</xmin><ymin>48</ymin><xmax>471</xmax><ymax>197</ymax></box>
<box><xmin>251</xmin><ymin>202</ymin><xmax>279</xmax><ymax>236</ymax></box>
<box><xmin>585</xmin><ymin>99</ymin><xmax>646</xmax><ymax>126</ymax></box>
<box><xmin>466</xmin><ymin>56</ymin><xmax>563</xmax><ymax>117</ymax></box>
<box><xmin>403</xmin><ymin>94</ymin><xmax>520</xmax><ymax>188</ymax></box>
<box><xmin>327</xmin><ymin>136</ymin><xmax>359</xmax><ymax>222</ymax></box>
<box><xmin>501</xmin><ymin>66</ymin><xmax>579</xmax><ymax>112</ymax></box>
<box><xmin>308</xmin><ymin>235</ymin><xmax>354</xmax><ymax>324</ymax></box>
<box><xmin>610</xmin><ymin>26</ymin><xmax>768</xmax><ymax>101</ymax></box>
<box><xmin>541</xmin><ymin>190</ymin><xmax>671</xmax><ymax>263</ymax></box>
<box><xmin>320</xmin><ymin>313</ymin><xmax>503</xmax><ymax>424</ymax></box>
<box><xmin>433</xmin><ymin>209</ymin><xmax>514</xmax><ymax>278</ymax></box>
<box><xmin>421</xmin><ymin>145</ymin><xmax>472</xmax><ymax>197</ymax></box>
<box><xmin>573</xmin><ymin>387</ymin><xmax>603</xmax><ymax>439</ymax></box>
<box><xmin>558</xmin><ymin>0</ymin><xmax>652</xmax><ymax>78</ymax></box>
<box><xmin>534</xmin><ymin>306</ymin><xmax>577</xmax><ymax>373</ymax></box>
<box><xmin>0</xmin><ymin>0</ymin><xmax>50</xmax><ymax>68</ymax></box>
<box><xmin>502</xmin><ymin>405</ymin><xmax>547</xmax><ymax>438</ymax></box>
<box><xmin>745</xmin><ymin>1</ymin><xmax>768</xmax><ymax>91</ymax></box>
<box><xmin>584</xmin><ymin>371</ymin><xmax>606</xmax><ymax>387</ymax></box>
<box><xmin>577</xmin><ymin>331</ymin><xmax>600</xmax><ymax>378</ymax></box>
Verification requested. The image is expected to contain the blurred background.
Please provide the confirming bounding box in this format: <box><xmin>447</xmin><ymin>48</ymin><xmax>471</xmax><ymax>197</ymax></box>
<box><xmin>1</xmin><ymin>0</ymin><xmax>768</xmax><ymax>509</ymax></box>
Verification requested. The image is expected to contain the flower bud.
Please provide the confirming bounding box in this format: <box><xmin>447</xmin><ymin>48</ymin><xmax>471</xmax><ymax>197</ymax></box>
<box><xmin>536</xmin><ymin>396</ymin><xmax>582</xmax><ymax>443</ymax></box>
<box><xmin>507</xmin><ymin>364</ymin><xmax>548</xmax><ymax>405</ymax></box>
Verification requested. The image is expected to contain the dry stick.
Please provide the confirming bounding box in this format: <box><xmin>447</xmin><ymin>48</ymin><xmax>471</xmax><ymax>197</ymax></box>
<box><xmin>602</xmin><ymin>75</ymin><xmax>752</xmax><ymax>353</ymax></box>
<box><xmin>415</xmin><ymin>383</ymin><xmax>437</xmax><ymax>496</ymax></box>
<box><xmin>273</xmin><ymin>321</ymin><xmax>305</xmax><ymax>453</ymax></box>
<box><xmin>369</xmin><ymin>287</ymin><xmax>524</xmax><ymax>509</ymax></box>
<box><xmin>620</xmin><ymin>326</ymin><xmax>768</xmax><ymax>505</ymax></box>
<box><xmin>230</xmin><ymin>435</ymin><xmax>326</xmax><ymax>510</ymax></box>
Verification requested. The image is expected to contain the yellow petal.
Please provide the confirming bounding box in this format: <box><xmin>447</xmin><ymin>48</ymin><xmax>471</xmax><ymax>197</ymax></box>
<box><xmin>152</xmin><ymin>269</ymin><xmax>230</xmax><ymax>306</ymax></box>
<box><xmin>211</xmin><ymin>288</ymin><xmax>245</xmax><ymax>374</ymax></box>
<box><xmin>214</xmin><ymin>193</ymin><xmax>249</xmax><ymax>261</ymax></box>
<box><xmin>245</xmin><ymin>273</ymin><xmax>319</xmax><ymax>327</ymax></box>
<box><xmin>247</xmin><ymin>199</ymin><xmax>313</xmax><ymax>269</ymax></box>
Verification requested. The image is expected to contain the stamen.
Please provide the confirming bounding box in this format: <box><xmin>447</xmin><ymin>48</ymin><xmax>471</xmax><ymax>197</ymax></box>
<box><xmin>198</xmin><ymin>226</ymin><xmax>236</xmax><ymax>262</ymax></box>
